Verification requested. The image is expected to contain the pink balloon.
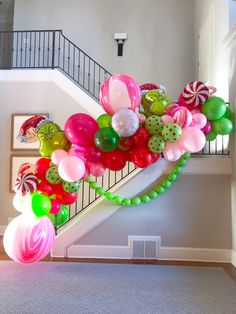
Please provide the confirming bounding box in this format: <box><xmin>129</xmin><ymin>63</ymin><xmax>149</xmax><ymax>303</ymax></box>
<box><xmin>179</xmin><ymin>127</ymin><xmax>206</xmax><ymax>153</ymax></box>
<box><xmin>166</xmin><ymin>103</ymin><xmax>180</xmax><ymax>116</ymax></box>
<box><xmin>65</xmin><ymin>113</ymin><xmax>99</xmax><ymax>147</ymax></box>
<box><xmin>173</xmin><ymin>108</ymin><xmax>193</xmax><ymax>128</ymax></box>
<box><xmin>50</xmin><ymin>199</ymin><xmax>61</xmax><ymax>214</ymax></box>
<box><xmin>191</xmin><ymin>113</ymin><xmax>207</xmax><ymax>129</ymax></box>
<box><xmin>100</xmin><ymin>74</ymin><xmax>141</xmax><ymax>115</ymax></box>
<box><xmin>81</xmin><ymin>146</ymin><xmax>102</xmax><ymax>163</ymax></box>
<box><xmin>51</xmin><ymin>150</ymin><xmax>68</xmax><ymax>166</ymax></box>
<box><xmin>58</xmin><ymin>155</ymin><xmax>85</xmax><ymax>182</ymax></box>
<box><xmin>163</xmin><ymin>142</ymin><xmax>185</xmax><ymax>161</ymax></box>
<box><xmin>87</xmin><ymin>161</ymin><xmax>106</xmax><ymax>177</ymax></box>
<box><xmin>161</xmin><ymin>115</ymin><xmax>174</xmax><ymax>124</ymax></box>
<box><xmin>201</xmin><ymin>121</ymin><xmax>212</xmax><ymax>135</ymax></box>
<box><xmin>3</xmin><ymin>215</ymin><xmax>55</xmax><ymax>264</ymax></box>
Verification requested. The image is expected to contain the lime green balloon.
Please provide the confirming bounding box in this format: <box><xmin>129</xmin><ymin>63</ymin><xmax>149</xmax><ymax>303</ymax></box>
<box><xmin>94</xmin><ymin>127</ymin><xmax>119</xmax><ymax>152</ymax></box>
<box><xmin>212</xmin><ymin>117</ymin><xmax>233</xmax><ymax>135</ymax></box>
<box><xmin>145</xmin><ymin>115</ymin><xmax>163</xmax><ymax>135</ymax></box>
<box><xmin>148</xmin><ymin>135</ymin><xmax>166</xmax><ymax>153</ymax></box>
<box><xmin>202</xmin><ymin>96</ymin><xmax>226</xmax><ymax>120</ymax></box>
<box><xmin>162</xmin><ymin>123</ymin><xmax>182</xmax><ymax>142</ymax></box>
<box><xmin>97</xmin><ymin>114</ymin><xmax>112</xmax><ymax>128</ymax></box>
<box><xmin>46</xmin><ymin>166</ymin><xmax>62</xmax><ymax>184</ymax></box>
<box><xmin>142</xmin><ymin>91</ymin><xmax>172</xmax><ymax>116</ymax></box>
<box><xmin>156</xmin><ymin>186</ymin><xmax>165</xmax><ymax>194</ymax></box>
<box><xmin>141</xmin><ymin>195</ymin><xmax>150</xmax><ymax>203</ymax></box>
<box><xmin>224</xmin><ymin>107</ymin><xmax>233</xmax><ymax>120</ymax></box>
<box><xmin>62</xmin><ymin>180</ymin><xmax>80</xmax><ymax>193</ymax></box>
<box><xmin>162</xmin><ymin>180</ymin><xmax>172</xmax><ymax>189</ymax></box>
<box><xmin>96</xmin><ymin>187</ymin><xmax>105</xmax><ymax>195</ymax></box>
<box><xmin>168</xmin><ymin>173</ymin><xmax>177</xmax><ymax>182</ymax></box>
<box><xmin>113</xmin><ymin>196</ymin><xmax>123</xmax><ymax>205</ymax></box>
<box><xmin>131</xmin><ymin>197</ymin><xmax>141</xmax><ymax>206</ymax></box>
<box><xmin>32</xmin><ymin>192</ymin><xmax>51</xmax><ymax>217</ymax></box>
<box><xmin>48</xmin><ymin>205</ymin><xmax>69</xmax><ymax>227</ymax></box>
<box><xmin>104</xmin><ymin>192</ymin><xmax>115</xmax><ymax>201</ymax></box>
<box><xmin>174</xmin><ymin>166</ymin><xmax>182</xmax><ymax>174</ymax></box>
<box><xmin>149</xmin><ymin>191</ymin><xmax>158</xmax><ymax>199</ymax></box>
<box><xmin>122</xmin><ymin>198</ymin><xmax>131</xmax><ymax>207</ymax></box>
<box><xmin>206</xmin><ymin>131</ymin><xmax>217</xmax><ymax>142</ymax></box>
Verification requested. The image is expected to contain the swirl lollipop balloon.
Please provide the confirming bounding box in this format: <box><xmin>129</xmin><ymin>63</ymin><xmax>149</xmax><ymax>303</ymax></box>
<box><xmin>3</xmin><ymin>215</ymin><xmax>55</xmax><ymax>263</ymax></box>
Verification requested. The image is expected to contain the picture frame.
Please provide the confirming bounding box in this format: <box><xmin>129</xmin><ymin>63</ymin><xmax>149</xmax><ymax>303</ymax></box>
<box><xmin>9</xmin><ymin>155</ymin><xmax>40</xmax><ymax>193</ymax></box>
<box><xmin>11</xmin><ymin>113</ymin><xmax>49</xmax><ymax>151</ymax></box>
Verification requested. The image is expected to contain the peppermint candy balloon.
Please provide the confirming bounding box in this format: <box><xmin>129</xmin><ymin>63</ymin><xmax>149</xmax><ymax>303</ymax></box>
<box><xmin>182</xmin><ymin>81</ymin><xmax>209</xmax><ymax>107</ymax></box>
<box><xmin>100</xmin><ymin>74</ymin><xmax>141</xmax><ymax>115</ymax></box>
<box><xmin>14</xmin><ymin>172</ymin><xmax>38</xmax><ymax>196</ymax></box>
<box><xmin>3</xmin><ymin>215</ymin><xmax>55</xmax><ymax>264</ymax></box>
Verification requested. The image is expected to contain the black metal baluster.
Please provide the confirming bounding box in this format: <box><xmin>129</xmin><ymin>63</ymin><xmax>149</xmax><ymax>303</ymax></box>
<box><xmin>67</xmin><ymin>41</ymin><xmax>70</xmax><ymax>75</ymax></box>
<box><xmin>38</xmin><ymin>31</ymin><xmax>41</xmax><ymax>67</ymax></box>
<box><xmin>29</xmin><ymin>32</ymin><xmax>32</xmax><ymax>67</ymax></box>
<box><xmin>63</xmin><ymin>36</ymin><xmax>65</xmax><ymax>70</ymax></box>
<box><xmin>77</xmin><ymin>49</ymin><xmax>80</xmax><ymax>83</ymax></box>
<box><xmin>33</xmin><ymin>32</ymin><xmax>36</xmax><ymax>67</ymax></box>
<box><xmin>42</xmin><ymin>31</ymin><xmax>45</xmax><ymax>67</ymax></box>
<box><xmin>83</xmin><ymin>53</ymin><xmax>85</xmax><ymax>88</ymax></box>
<box><xmin>88</xmin><ymin>58</ymin><xmax>91</xmax><ymax>92</ymax></box>
<box><xmin>72</xmin><ymin>45</ymin><xmax>75</xmax><ymax>79</ymax></box>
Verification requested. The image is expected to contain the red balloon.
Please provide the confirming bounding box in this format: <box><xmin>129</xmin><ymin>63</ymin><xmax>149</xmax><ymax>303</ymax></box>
<box><xmin>130</xmin><ymin>146</ymin><xmax>154</xmax><ymax>168</ymax></box>
<box><xmin>118</xmin><ymin>137</ymin><xmax>134</xmax><ymax>151</ymax></box>
<box><xmin>55</xmin><ymin>190</ymin><xmax>78</xmax><ymax>205</ymax></box>
<box><xmin>35</xmin><ymin>158</ymin><xmax>51</xmax><ymax>169</ymax></box>
<box><xmin>151</xmin><ymin>152</ymin><xmax>161</xmax><ymax>163</ymax></box>
<box><xmin>102</xmin><ymin>149</ymin><xmax>127</xmax><ymax>171</ymax></box>
<box><xmin>37</xmin><ymin>181</ymin><xmax>54</xmax><ymax>196</ymax></box>
<box><xmin>35</xmin><ymin>158</ymin><xmax>51</xmax><ymax>181</ymax></box>
<box><xmin>82</xmin><ymin>145</ymin><xmax>102</xmax><ymax>162</ymax></box>
<box><xmin>132</xmin><ymin>127</ymin><xmax>151</xmax><ymax>147</ymax></box>
<box><xmin>50</xmin><ymin>199</ymin><xmax>61</xmax><ymax>214</ymax></box>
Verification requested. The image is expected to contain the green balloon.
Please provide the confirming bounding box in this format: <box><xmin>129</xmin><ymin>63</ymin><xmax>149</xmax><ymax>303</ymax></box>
<box><xmin>131</xmin><ymin>197</ymin><xmax>141</xmax><ymax>206</ymax></box>
<box><xmin>104</xmin><ymin>192</ymin><xmax>114</xmax><ymax>201</ymax></box>
<box><xmin>202</xmin><ymin>96</ymin><xmax>226</xmax><ymax>120</ymax></box>
<box><xmin>206</xmin><ymin>131</ymin><xmax>217</xmax><ymax>142</ymax></box>
<box><xmin>212</xmin><ymin>117</ymin><xmax>233</xmax><ymax>135</ymax></box>
<box><xmin>113</xmin><ymin>196</ymin><xmax>123</xmax><ymax>205</ymax></box>
<box><xmin>62</xmin><ymin>180</ymin><xmax>80</xmax><ymax>193</ymax></box>
<box><xmin>46</xmin><ymin>166</ymin><xmax>62</xmax><ymax>184</ymax></box>
<box><xmin>97</xmin><ymin>114</ymin><xmax>112</xmax><ymax>128</ymax></box>
<box><xmin>122</xmin><ymin>198</ymin><xmax>131</xmax><ymax>207</ymax></box>
<box><xmin>148</xmin><ymin>135</ymin><xmax>166</xmax><ymax>153</ymax></box>
<box><xmin>48</xmin><ymin>205</ymin><xmax>69</xmax><ymax>227</ymax></box>
<box><xmin>145</xmin><ymin>115</ymin><xmax>163</xmax><ymax>135</ymax></box>
<box><xmin>149</xmin><ymin>191</ymin><xmax>158</xmax><ymax>199</ymax></box>
<box><xmin>141</xmin><ymin>195</ymin><xmax>150</xmax><ymax>203</ymax></box>
<box><xmin>162</xmin><ymin>123</ymin><xmax>182</xmax><ymax>142</ymax></box>
<box><xmin>32</xmin><ymin>192</ymin><xmax>51</xmax><ymax>217</ymax></box>
<box><xmin>224</xmin><ymin>107</ymin><xmax>233</xmax><ymax>120</ymax></box>
<box><xmin>94</xmin><ymin>127</ymin><xmax>119</xmax><ymax>152</ymax></box>
<box><xmin>162</xmin><ymin>180</ymin><xmax>172</xmax><ymax>189</ymax></box>
<box><xmin>156</xmin><ymin>186</ymin><xmax>165</xmax><ymax>194</ymax></box>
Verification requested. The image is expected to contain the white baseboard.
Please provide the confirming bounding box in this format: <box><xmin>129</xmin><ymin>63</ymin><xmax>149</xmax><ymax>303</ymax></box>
<box><xmin>232</xmin><ymin>250</ymin><xmax>236</xmax><ymax>267</ymax></box>
<box><xmin>66</xmin><ymin>243</ymin><xmax>232</xmax><ymax>263</ymax></box>
<box><xmin>0</xmin><ymin>225</ymin><xmax>6</xmax><ymax>235</ymax></box>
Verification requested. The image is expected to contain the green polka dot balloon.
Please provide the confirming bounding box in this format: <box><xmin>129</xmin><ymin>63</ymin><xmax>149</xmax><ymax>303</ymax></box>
<box><xmin>46</xmin><ymin>166</ymin><xmax>62</xmax><ymax>184</ymax></box>
<box><xmin>62</xmin><ymin>180</ymin><xmax>81</xmax><ymax>193</ymax></box>
<box><xmin>162</xmin><ymin>123</ymin><xmax>182</xmax><ymax>143</ymax></box>
<box><xmin>148</xmin><ymin>135</ymin><xmax>166</xmax><ymax>153</ymax></box>
<box><xmin>145</xmin><ymin>115</ymin><xmax>163</xmax><ymax>135</ymax></box>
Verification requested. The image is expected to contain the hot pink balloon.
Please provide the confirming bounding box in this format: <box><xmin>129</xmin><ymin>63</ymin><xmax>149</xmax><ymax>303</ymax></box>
<box><xmin>173</xmin><ymin>108</ymin><xmax>193</xmax><ymax>128</ymax></box>
<box><xmin>65</xmin><ymin>113</ymin><xmax>99</xmax><ymax>147</ymax></box>
<box><xmin>166</xmin><ymin>103</ymin><xmax>180</xmax><ymax>116</ymax></box>
<box><xmin>179</xmin><ymin>127</ymin><xmax>206</xmax><ymax>153</ymax></box>
<box><xmin>58</xmin><ymin>155</ymin><xmax>85</xmax><ymax>182</ymax></box>
<box><xmin>87</xmin><ymin>161</ymin><xmax>106</xmax><ymax>177</ymax></box>
<box><xmin>100</xmin><ymin>74</ymin><xmax>141</xmax><ymax>115</ymax></box>
<box><xmin>3</xmin><ymin>215</ymin><xmax>55</xmax><ymax>264</ymax></box>
<box><xmin>191</xmin><ymin>113</ymin><xmax>207</xmax><ymax>129</ymax></box>
<box><xmin>201</xmin><ymin>121</ymin><xmax>212</xmax><ymax>135</ymax></box>
<box><xmin>51</xmin><ymin>149</ymin><xmax>68</xmax><ymax>166</ymax></box>
<box><xmin>163</xmin><ymin>142</ymin><xmax>185</xmax><ymax>162</ymax></box>
<box><xmin>50</xmin><ymin>199</ymin><xmax>61</xmax><ymax>214</ymax></box>
<box><xmin>161</xmin><ymin>114</ymin><xmax>174</xmax><ymax>124</ymax></box>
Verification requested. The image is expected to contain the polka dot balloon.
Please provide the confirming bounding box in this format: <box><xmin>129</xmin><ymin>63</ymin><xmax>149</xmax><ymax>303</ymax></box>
<box><xmin>46</xmin><ymin>166</ymin><xmax>62</xmax><ymax>184</ymax></box>
<box><xmin>162</xmin><ymin>123</ymin><xmax>182</xmax><ymax>143</ymax></box>
<box><xmin>145</xmin><ymin>115</ymin><xmax>163</xmax><ymax>135</ymax></box>
<box><xmin>148</xmin><ymin>135</ymin><xmax>166</xmax><ymax>153</ymax></box>
<box><xmin>62</xmin><ymin>180</ymin><xmax>80</xmax><ymax>193</ymax></box>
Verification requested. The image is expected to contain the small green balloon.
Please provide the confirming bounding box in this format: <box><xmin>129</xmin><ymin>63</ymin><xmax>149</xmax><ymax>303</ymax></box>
<box><xmin>212</xmin><ymin>117</ymin><xmax>233</xmax><ymax>135</ymax></box>
<box><xmin>113</xmin><ymin>196</ymin><xmax>123</xmax><ymax>205</ymax></box>
<box><xmin>32</xmin><ymin>192</ymin><xmax>51</xmax><ymax>218</ymax></box>
<box><xmin>223</xmin><ymin>107</ymin><xmax>233</xmax><ymax>120</ymax></box>
<box><xmin>178</xmin><ymin>159</ymin><xmax>187</xmax><ymax>167</ymax></box>
<box><xmin>168</xmin><ymin>173</ymin><xmax>177</xmax><ymax>182</ymax></box>
<box><xmin>145</xmin><ymin>115</ymin><xmax>163</xmax><ymax>135</ymax></box>
<box><xmin>206</xmin><ymin>131</ymin><xmax>217</xmax><ymax>142</ymax></box>
<box><xmin>162</xmin><ymin>180</ymin><xmax>172</xmax><ymax>189</ymax></box>
<box><xmin>122</xmin><ymin>198</ymin><xmax>131</xmax><ymax>207</ymax></box>
<box><xmin>96</xmin><ymin>187</ymin><xmax>105</xmax><ymax>195</ymax></box>
<box><xmin>62</xmin><ymin>180</ymin><xmax>80</xmax><ymax>193</ymax></box>
<box><xmin>97</xmin><ymin>114</ymin><xmax>112</xmax><ymax>128</ymax></box>
<box><xmin>156</xmin><ymin>186</ymin><xmax>165</xmax><ymax>194</ymax></box>
<box><xmin>141</xmin><ymin>195</ymin><xmax>150</xmax><ymax>203</ymax></box>
<box><xmin>104</xmin><ymin>192</ymin><xmax>114</xmax><ymax>201</ymax></box>
<box><xmin>46</xmin><ymin>166</ymin><xmax>62</xmax><ymax>184</ymax></box>
<box><xmin>90</xmin><ymin>182</ymin><xmax>99</xmax><ymax>189</ymax></box>
<box><xmin>202</xmin><ymin>96</ymin><xmax>226</xmax><ymax>120</ymax></box>
<box><xmin>174</xmin><ymin>166</ymin><xmax>182</xmax><ymax>174</ymax></box>
<box><xmin>131</xmin><ymin>197</ymin><xmax>141</xmax><ymax>206</ymax></box>
<box><xmin>148</xmin><ymin>135</ymin><xmax>166</xmax><ymax>153</ymax></box>
<box><xmin>48</xmin><ymin>205</ymin><xmax>69</xmax><ymax>227</ymax></box>
<box><xmin>149</xmin><ymin>191</ymin><xmax>158</xmax><ymax>199</ymax></box>
<box><xmin>162</xmin><ymin>123</ymin><xmax>182</xmax><ymax>142</ymax></box>
<box><xmin>94</xmin><ymin>127</ymin><xmax>119</xmax><ymax>152</ymax></box>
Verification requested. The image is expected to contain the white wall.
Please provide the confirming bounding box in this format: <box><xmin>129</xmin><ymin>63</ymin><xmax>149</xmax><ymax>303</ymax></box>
<box><xmin>0</xmin><ymin>79</ymin><xmax>88</xmax><ymax>226</ymax></box>
<box><xmin>229</xmin><ymin>0</ymin><xmax>236</xmax><ymax>28</ymax></box>
<box><xmin>13</xmin><ymin>0</ymin><xmax>194</xmax><ymax>100</ymax></box>
<box><xmin>78</xmin><ymin>175</ymin><xmax>232</xmax><ymax>249</ymax></box>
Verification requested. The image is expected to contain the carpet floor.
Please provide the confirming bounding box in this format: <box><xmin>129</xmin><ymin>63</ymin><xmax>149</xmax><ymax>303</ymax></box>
<box><xmin>0</xmin><ymin>261</ymin><xmax>236</xmax><ymax>314</ymax></box>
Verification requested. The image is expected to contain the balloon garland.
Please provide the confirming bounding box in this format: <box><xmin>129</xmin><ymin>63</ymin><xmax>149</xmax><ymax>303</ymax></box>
<box><xmin>4</xmin><ymin>74</ymin><xmax>233</xmax><ymax>264</ymax></box>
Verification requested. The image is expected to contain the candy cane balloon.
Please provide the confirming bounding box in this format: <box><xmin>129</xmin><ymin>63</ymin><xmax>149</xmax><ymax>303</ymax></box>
<box><xmin>14</xmin><ymin>172</ymin><xmax>38</xmax><ymax>196</ymax></box>
<box><xmin>182</xmin><ymin>81</ymin><xmax>209</xmax><ymax>107</ymax></box>
<box><xmin>100</xmin><ymin>74</ymin><xmax>141</xmax><ymax>115</ymax></box>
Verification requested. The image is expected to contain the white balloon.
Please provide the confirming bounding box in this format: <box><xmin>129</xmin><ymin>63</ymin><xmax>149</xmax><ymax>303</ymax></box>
<box><xmin>112</xmin><ymin>109</ymin><xmax>139</xmax><ymax>137</ymax></box>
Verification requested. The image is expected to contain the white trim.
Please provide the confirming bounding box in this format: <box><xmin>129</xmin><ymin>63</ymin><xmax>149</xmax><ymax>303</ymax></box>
<box><xmin>66</xmin><ymin>242</ymin><xmax>231</xmax><ymax>263</ymax></box>
<box><xmin>232</xmin><ymin>250</ymin><xmax>236</xmax><ymax>267</ymax></box>
<box><xmin>0</xmin><ymin>225</ymin><xmax>6</xmax><ymax>235</ymax></box>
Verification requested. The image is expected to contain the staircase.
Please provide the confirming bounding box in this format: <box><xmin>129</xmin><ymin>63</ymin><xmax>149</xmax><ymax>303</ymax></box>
<box><xmin>0</xmin><ymin>30</ymin><xmax>231</xmax><ymax>253</ymax></box>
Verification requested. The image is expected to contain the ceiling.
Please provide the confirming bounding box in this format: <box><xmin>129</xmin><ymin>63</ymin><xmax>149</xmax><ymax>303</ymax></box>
<box><xmin>0</xmin><ymin>0</ymin><xmax>14</xmax><ymax>16</ymax></box>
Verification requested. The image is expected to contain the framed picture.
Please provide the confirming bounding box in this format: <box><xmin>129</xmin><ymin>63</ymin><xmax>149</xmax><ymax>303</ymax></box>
<box><xmin>11</xmin><ymin>113</ymin><xmax>49</xmax><ymax>151</ymax></box>
<box><xmin>9</xmin><ymin>155</ymin><xmax>40</xmax><ymax>193</ymax></box>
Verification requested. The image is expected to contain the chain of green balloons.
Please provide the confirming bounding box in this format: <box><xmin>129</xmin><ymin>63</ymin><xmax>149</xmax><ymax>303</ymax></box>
<box><xmin>85</xmin><ymin>152</ymin><xmax>191</xmax><ymax>207</ymax></box>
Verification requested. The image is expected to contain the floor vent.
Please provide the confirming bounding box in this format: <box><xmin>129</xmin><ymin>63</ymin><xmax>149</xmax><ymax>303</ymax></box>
<box><xmin>129</xmin><ymin>236</ymin><xmax>161</xmax><ymax>259</ymax></box>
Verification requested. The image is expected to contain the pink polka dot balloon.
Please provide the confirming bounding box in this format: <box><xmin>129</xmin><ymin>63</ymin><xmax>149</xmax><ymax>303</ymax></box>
<box><xmin>3</xmin><ymin>215</ymin><xmax>55</xmax><ymax>263</ymax></box>
<box><xmin>100</xmin><ymin>74</ymin><xmax>141</xmax><ymax>115</ymax></box>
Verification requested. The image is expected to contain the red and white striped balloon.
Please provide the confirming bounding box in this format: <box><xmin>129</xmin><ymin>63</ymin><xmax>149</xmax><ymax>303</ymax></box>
<box><xmin>182</xmin><ymin>81</ymin><xmax>209</xmax><ymax>107</ymax></box>
<box><xmin>14</xmin><ymin>172</ymin><xmax>38</xmax><ymax>196</ymax></box>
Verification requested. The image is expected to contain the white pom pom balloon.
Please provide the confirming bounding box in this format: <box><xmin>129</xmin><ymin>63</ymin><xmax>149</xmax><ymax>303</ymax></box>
<box><xmin>111</xmin><ymin>109</ymin><xmax>139</xmax><ymax>137</ymax></box>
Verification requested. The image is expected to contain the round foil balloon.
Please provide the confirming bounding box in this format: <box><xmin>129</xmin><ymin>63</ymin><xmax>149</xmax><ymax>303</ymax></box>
<box><xmin>3</xmin><ymin>215</ymin><xmax>55</xmax><ymax>264</ymax></box>
<box><xmin>112</xmin><ymin>109</ymin><xmax>139</xmax><ymax>137</ymax></box>
<box><xmin>100</xmin><ymin>74</ymin><xmax>141</xmax><ymax>115</ymax></box>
